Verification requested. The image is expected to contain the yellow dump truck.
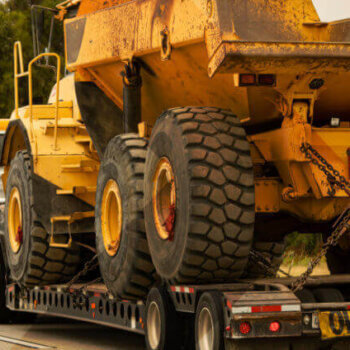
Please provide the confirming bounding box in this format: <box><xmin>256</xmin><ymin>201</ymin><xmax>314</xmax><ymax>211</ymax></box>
<box><xmin>1</xmin><ymin>0</ymin><xmax>350</xmax><ymax>349</ymax></box>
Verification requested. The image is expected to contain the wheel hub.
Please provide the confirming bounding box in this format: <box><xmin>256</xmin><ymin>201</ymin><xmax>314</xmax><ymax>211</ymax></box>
<box><xmin>152</xmin><ymin>157</ymin><xmax>176</xmax><ymax>240</ymax></box>
<box><xmin>147</xmin><ymin>301</ymin><xmax>161</xmax><ymax>349</ymax></box>
<box><xmin>101</xmin><ymin>179</ymin><xmax>122</xmax><ymax>256</ymax></box>
<box><xmin>198</xmin><ymin>307</ymin><xmax>214</xmax><ymax>350</ymax></box>
<box><xmin>8</xmin><ymin>187</ymin><xmax>22</xmax><ymax>253</ymax></box>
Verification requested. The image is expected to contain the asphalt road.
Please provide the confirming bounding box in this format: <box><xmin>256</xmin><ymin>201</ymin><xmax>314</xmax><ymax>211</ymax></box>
<box><xmin>0</xmin><ymin>317</ymin><xmax>146</xmax><ymax>350</ymax></box>
<box><xmin>2</xmin><ymin>316</ymin><xmax>350</xmax><ymax>350</ymax></box>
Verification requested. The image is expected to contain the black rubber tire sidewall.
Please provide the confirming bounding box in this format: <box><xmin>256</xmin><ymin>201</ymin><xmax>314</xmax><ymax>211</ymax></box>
<box><xmin>295</xmin><ymin>289</ymin><xmax>316</xmax><ymax>303</ymax></box>
<box><xmin>195</xmin><ymin>292</ymin><xmax>225</xmax><ymax>350</ymax></box>
<box><xmin>313</xmin><ymin>288</ymin><xmax>344</xmax><ymax>303</ymax></box>
<box><xmin>4</xmin><ymin>153</ymin><xmax>32</xmax><ymax>283</ymax></box>
<box><xmin>145</xmin><ymin>287</ymin><xmax>183</xmax><ymax>350</ymax></box>
<box><xmin>325</xmin><ymin>247</ymin><xmax>350</xmax><ymax>274</ymax></box>
<box><xmin>95</xmin><ymin>159</ymin><xmax>132</xmax><ymax>292</ymax></box>
<box><xmin>323</xmin><ymin>232</ymin><xmax>350</xmax><ymax>274</ymax></box>
<box><xmin>95</xmin><ymin>135</ymin><xmax>155</xmax><ymax>299</ymax></box>
<box><xmin>144</xmin><ymin>116</ymin><xmax>190</xmax><ymax>279</ymax></box>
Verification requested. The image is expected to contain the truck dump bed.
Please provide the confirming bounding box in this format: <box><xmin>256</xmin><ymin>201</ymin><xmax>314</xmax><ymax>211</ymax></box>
<box><xmin>63</xmin><ymin>0</ymin><xmax>350</xmax><ymax>129</ymax></box>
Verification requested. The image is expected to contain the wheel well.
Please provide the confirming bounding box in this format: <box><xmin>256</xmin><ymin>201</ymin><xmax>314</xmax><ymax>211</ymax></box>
<box><xmin>0</xmin><ymin>120</ymin><xmax>31</xmax><ymax>190</ymax></box>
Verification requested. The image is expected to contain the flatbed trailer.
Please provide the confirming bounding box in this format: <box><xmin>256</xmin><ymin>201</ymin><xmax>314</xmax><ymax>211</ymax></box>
<box><xmin>6</xmin><ymin>275</ymin><xmax>350</xmax><ymax>350</ymax></box>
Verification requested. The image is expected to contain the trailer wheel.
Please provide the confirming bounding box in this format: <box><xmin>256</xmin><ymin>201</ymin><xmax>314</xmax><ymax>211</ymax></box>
<box><xmin>4</xmin><ymin>151</ymin><xmax>80</xmax><ymax>287</ymax></box>
<box><xmin>95</xmin><ymin>134</ymin><xmax>156</xmax><ymax>299</ymax></box>
<box><xmin>313</xmin><ymin>288</ymin><xmax>344</xmax><ymax>302</ymax></box>
<box><xmin>295</xmin><ymin>289</ymin><xmax>316</xmax><ymax>303</ymax></box>
<box><xmin>244</xmin><ymin>241</ymin><xmax>285</xmax><ymax>278</ymax></box>
<box><xmin>144</xmin><ymin>107</ymin><xmax>254</xmax><ymax>284</ymax></box>
<box><xmin>195</xmin><ymin>292</ymin><xmax>224</xmax><ymax>350</ymax></box>
<box><xmin>145</xmin><ymin>287</ymin><xmax>184</xmax><ymax>350</ymax></box>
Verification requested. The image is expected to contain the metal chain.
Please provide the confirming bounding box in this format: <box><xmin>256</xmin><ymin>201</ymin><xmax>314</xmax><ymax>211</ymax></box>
<box><xmin>249</xmin><ymin>250</ymin><xmax>290</xmax><ymax>278</ymax></box>
<box><xmin>300</xmin><ymin>143</ymin><xmax>350</xmax><ymax>196</ymax></box>
<box><xmin>65</xmin><ymin>254</ymin><xmax>99</xmax><ymax>291</ymax></box>
<box><xmin>252</xmin><ymin>143</ymin><xmax>350</xmax><ymax>291</ymax></box>
<box><xmin>291</xmin><ymin>209</ymin><xmax>350</xmax><ymax>292</ymax></box>
<box><xmin>291</xmin><ymin>142</ymin><xmax>350</xmax><ymax>291</ymax></box>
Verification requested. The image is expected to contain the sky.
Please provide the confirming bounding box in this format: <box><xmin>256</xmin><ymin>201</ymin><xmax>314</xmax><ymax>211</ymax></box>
<box><xmin>313</xmin><ymin>0</ymin><xmax>350</xmax><ymax>21</ymax></box>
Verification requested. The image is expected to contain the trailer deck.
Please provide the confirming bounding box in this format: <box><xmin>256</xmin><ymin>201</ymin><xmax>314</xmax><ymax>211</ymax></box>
<box><xmin>6</xmin><ymin>275</ymin><xmax>350</xmax><ymax>346</ymax></box>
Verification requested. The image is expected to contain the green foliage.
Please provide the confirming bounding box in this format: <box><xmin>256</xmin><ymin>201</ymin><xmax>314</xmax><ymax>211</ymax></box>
<box><xmin>0</xmin><ymin>0</ymin><xmax>63</xmax><ymax>118</ymax></box>
<box><xmin>285</xmin><ymin>232</ymin><xmax>322</xmax><ymax>261</ymax></box>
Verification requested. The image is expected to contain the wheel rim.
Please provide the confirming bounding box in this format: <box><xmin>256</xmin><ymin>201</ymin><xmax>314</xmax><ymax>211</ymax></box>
<box><xmin>152</xmin><ymin>157</ymin><xmax>176</xmax><ymax>240</ymax></box>
<box><xmin>198</xmin><ymin>307</ymin><xmax>214</xmax><ymax>350</ymax></box>
<box><xmin>8</xmin><ymin>187</ymin><xmax>22</xmax><ymax>253</ymax></box>
<box><xmin>147</xmin><ymin>301</ymin><xmax>161</xmax><ymax>349</ymax></box>
<box><xmin>101</xmin><ymin>179</ymin><xmax>122</xmax><ymax>256</ymax></box>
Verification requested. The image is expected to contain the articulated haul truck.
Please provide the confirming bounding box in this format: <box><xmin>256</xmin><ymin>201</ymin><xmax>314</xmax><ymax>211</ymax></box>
<box><xmin>0</xmin><ymin>0</ymin><xmax>350</xmax><ymax>349</ymax></box>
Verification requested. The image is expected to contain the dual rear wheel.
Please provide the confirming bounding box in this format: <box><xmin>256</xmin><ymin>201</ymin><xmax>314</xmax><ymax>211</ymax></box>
<box><xmin>95</xmin><ymin>107</ymin><xmax>256</xmax><ymax>298</ymax></box>
<box><xmin>95</xmin><ymin>134</ymin><xmax>157</xmax><ymax>299</ymax></box>
<box><xmin>145</xmin><ymin>287</ymin><xmax>224</xmax><ymax>350</ymax></box>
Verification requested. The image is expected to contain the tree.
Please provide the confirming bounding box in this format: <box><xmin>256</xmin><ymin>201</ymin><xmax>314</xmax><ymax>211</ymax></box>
<box><xmin>0</xmin><ymin>0</ymin><xmax>63</xmax><ymax>118</ymax></box>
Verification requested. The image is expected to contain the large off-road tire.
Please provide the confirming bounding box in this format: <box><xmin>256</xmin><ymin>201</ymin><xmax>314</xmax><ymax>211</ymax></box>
<box><xmin>144</xmin><ymin>107</ymin><xmax>255</xmax><ymax>284</ymax></box>
<box><xmin>4</xmin><ymin>151</ymin><xmax>80</xmax><ymax>287</ymax></box>
<box><xmin>244</xmin><ymin>241</ymin><xmax>285</xmax><ymax>278</ymax></box>
<box><xmin>324</xmin><ymin>247</ymin><xmax>350</xmax><ymax>274</ymax></box>
<box><xmin>95</xmin><ymin>134</ymin><xmax>156</xmax><ymax>299</ymax></box>
<box><xmin>322</xmin><ymin>231</ymin><xmax>350</xmax><ymax>274</ymax></box>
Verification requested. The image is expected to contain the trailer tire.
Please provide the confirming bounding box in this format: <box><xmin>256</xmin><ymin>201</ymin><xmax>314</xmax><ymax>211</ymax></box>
<box><xmin>195</xmin><ymin>292</ymin><xmax>225</xmax><ymax>350</ymax></box>
<box><xmin>244</xmin><ymin>241</ymin><xmax>285</xmax><ymax>278</ymax></box>
<box><xmin>95</xmin><ymin>134</ymin><xmax>156</xmax><ymax>299</ymax></box>
<box><xmin>324</xmin><ymin>246</ymin><xmax>350</xmax><ymax>274</ymax></box>
<box><xmin>4</xmin><ymin>151</ymin><xmax>80</xmax><ymax>287</ymax></box>
<box><xmin>295</xmin><ymin>289</ymin><xmax>316</xmax><ymax>303</ymax></box>
<box><xmin>144</xmin><ymin>107</ymin><xmax>254</xmax><ymax>284</ymax></box>
<box><xmin>145</xmin><ymin>286</ymin><xmax>184</xmax><ymax>350</ymax></box>
<box><xmin>313</xmin><ymin>288</ymin><xmax>344</xmax><ymax>302</ymax></box>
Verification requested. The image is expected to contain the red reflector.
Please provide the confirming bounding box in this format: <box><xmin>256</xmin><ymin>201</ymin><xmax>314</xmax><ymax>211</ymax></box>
<box><xmin>225</xmin><ymin>325</ymin><xmax>231</xmax><ymax>332</ymax></box>
<box><xmin>239</xmin><ymin>321</ymin><xmax>251</xmax><ymax>334</ymax></box>
<box><xmin>240</xmin><ymin>74</ymin><xmax>256</xmax><ymax>86</ymax></box>
<box><xmin>258</xmin><ymin>74</ymin><xmax>276</xmax><ymax>86</ymax></box>
<box><xmin>252</xmin><ymin>305</ymin><xmax>281</xmax><ymax>313</ymax></box>
<box><xmin>269</xmin><ymin>321</ymin><xmax>281</xmax><ymax>333</ymax></box>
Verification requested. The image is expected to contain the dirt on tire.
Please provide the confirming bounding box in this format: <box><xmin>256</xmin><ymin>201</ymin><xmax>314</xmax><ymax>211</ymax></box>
<box><xmin>95</xmin><ymin>134</ymin><xmax>157</xmax><ymax>299</ymax></box>
<box><xmin>4</xmin><ymin>151</ymin><xmax>80</xmax><ymax>286</ymax></box>
<box><xmin>144</xmin><ymin>107</ymin><xmax>255</xmax><ymax>284</ymax></box>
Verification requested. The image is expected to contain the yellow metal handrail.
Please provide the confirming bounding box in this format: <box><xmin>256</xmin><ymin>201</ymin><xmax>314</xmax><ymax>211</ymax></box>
<box><xmin>14</xmin><ymin>41</ymin><xmax>27</xmax><ymax>118</ymax></box>
<box><xmin>14</xmin><ymin>41</ymin><xmax>61</xmax><ymax>149</ymax></box>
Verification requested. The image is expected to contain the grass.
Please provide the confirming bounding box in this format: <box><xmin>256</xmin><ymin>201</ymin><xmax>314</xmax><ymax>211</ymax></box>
<box><xmin>278</xmin><ymin>232</ymin><xmax>330</xmax><ymax>277</ymax></box>
<box><xmin>279</xmin><ymin>256</ymin><xmax>329</xmax><ymax>277</ymax></box>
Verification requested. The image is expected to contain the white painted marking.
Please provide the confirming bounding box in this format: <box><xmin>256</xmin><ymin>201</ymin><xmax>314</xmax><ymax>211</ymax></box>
<box><xmin>281</xmin><ymin>304</ymin><xmax>301</xmax><ymax>312</ymax></box>
<box><xmin>231</xmin><ymin>306</ymin><xmax>251</xmax><ymax>314</ymax></box>
<box><xmin>0</xmin><ymin>335</ymin><xmax>54</xmax><ymax>349</ymax></box>
<box><xmin>231</xmin><ymin>304</ymin><xmax>300</xmax><ymax>314</ymax></box>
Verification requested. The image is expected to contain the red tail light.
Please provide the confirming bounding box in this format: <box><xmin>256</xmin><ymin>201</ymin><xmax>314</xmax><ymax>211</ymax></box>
<box><xmin>239</xmin><ymin>74</ymin><xmax>256</xmax><ymax>86</ymax></box>
<box><xmin>269</xmin><ymin>321</ymin><xmax>281</xmax><ymax>333</ymax></box>
<box><xmin>239</xmin><ymin>321</ymin><xmax>251</xmax><ymax>334</ymax></box>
